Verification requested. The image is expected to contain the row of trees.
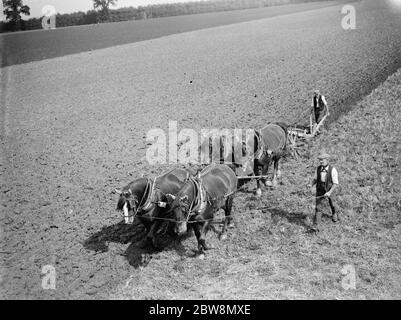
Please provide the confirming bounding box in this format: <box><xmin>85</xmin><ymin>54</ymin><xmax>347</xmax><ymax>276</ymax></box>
<box><xmin>2</xmin><ymin>0</ymin><xmax>321</xmax><ymax>32</ymax></box>
<box><xmin>1</xmin><ymin>0</ymin><xmax>118</xmax><ymax>31</ymax></box>
<box><xmin>93</xmin><ymin>0</ymin><xmax>118</xmax><ymax>22</ymax></box>
<box><xmin>2</xmin><ymin>0</ymin><xmax>30</xmax><ymax>31</ymax></box>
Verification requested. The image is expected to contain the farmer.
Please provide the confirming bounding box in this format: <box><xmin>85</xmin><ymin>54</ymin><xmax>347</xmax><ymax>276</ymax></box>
<box><xmin>310</xmin><ymin>151</ymin><xmax>339</xmax><ymax>232</ymax></box>
<box><xmin>311</xmin><ymin>90</ymin><xmax>329</xmax><ymax>126</ymax></box>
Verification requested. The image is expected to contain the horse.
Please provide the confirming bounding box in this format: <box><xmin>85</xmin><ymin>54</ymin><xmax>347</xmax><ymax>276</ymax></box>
<box><xmin>165</xmin><ymin>164</ymin><xmax>237</xmax><ymax>257</ymax></box>
<box><xmin>115</xmin><ymin>167</ymin><xmax>190</xmax><ymax>247</ymax></box>
<box><xmin>251</xmin><ymin>122</ymin><xmax>289</xmax><ymax>195</ymax></box>
<box><xmin>199</xmin><ymin>123</ymin><xmax>288</xmax><ymax>196</ymax></box>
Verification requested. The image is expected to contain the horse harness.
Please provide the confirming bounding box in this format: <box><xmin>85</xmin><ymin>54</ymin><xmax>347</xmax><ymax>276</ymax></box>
<box><xmin>184</xmin><ymin>177</ymin><xmax>208</xmax><ymax>223</ymax></box>
<box><xmin>140</xmin><ymin>178</ymin><xmax>156</xmax><ymax>212</ymax></box>
<box><xmin>255</xmin><ymin>124</ymin><xmax>288</xmax><ymax>160</ymax></box>
<box><xmin>122</xmin><ymin>178</ymin><xmax>153</xmax><ymax>219</ymax></box>
<box><xmin>134</xmin><ymin>168</ymin><xmax>190</xmax><ymax>214</ymax></box>
<box><xmin>254</xmin><ymin>130</ymin><xmax>267</xmax><ymax>160</ymax></box>
<box><xmin>182</xmin><ymin>176</ymin><xmax>236</xmax><ymax>223</ymax></box>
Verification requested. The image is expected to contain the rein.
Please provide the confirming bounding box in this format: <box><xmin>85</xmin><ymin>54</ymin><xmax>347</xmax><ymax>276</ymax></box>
<box><xmin>141</xmin><ymin>194</ymin><xmax>327</xmax><ymax>224</ymax></box>
<box><xmin>135</xmin><ymin>214</ymin><xmax>226</xmax><ymax>224</ymax></box>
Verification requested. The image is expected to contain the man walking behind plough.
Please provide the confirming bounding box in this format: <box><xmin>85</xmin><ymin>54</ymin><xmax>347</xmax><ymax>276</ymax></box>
<box><xmin>309</xmin><ymin>151</ymin><xmax>339</xmax><ymax>232</ymax></box>
<box><xmin>311</xmin><ymin>90</ymin><xmax>329</xmax><ymax>129</ymax></box>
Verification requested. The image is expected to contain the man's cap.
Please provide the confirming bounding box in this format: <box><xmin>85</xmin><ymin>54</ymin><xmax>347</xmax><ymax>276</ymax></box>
<box><xmin>318</xmin><ymin>151</ymin><xmax>330</xmax><ymax>159</ymax></box>
<box><xmin>314</xmin><ymin>89</ymin><xmax>320</xmax><ymax>94</ymax></box>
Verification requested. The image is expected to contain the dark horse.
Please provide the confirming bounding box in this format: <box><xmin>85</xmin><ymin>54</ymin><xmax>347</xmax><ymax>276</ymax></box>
<box><xmin>201</xmin><ymin>123</ymin><xmax>288</xmax><ymax>196</ymax></box>
<box><xmin>251</xmin><ymin>122</ymin><xmax>288</xmax><ymax>195</ymax></box>
<box><xmin>166</xmin><ymin>164</ymin><xmax>237</xmax><ymax>257</ymax></box>
<box><xmin>115</xmin><ymin>168</ymin><xmax>190</xmax><ymax>247</ymax></box>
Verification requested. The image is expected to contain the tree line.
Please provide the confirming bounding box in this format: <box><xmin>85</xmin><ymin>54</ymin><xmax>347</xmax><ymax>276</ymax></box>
<box><xmin>1</xmin><ymin>0</ymin><xmax>325</xmax><ymax>33</ymax></box>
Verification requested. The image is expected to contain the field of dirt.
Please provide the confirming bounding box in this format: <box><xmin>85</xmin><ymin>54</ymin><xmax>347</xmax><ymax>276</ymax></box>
<box><xmin>1</xmin><ymin>0</ymin><xmax>401</xmax><ymax>299</ymax></box>
<box><xmin>0</xmin><ymin>1</ymin><xmax>341</xmax><ymax>67</ymax></box>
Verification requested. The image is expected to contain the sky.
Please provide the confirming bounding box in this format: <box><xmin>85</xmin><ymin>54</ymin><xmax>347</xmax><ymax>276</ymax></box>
<box><xmin>1</xmin><ymin>0</ymin><xmax>202</xmax><ymax>20</ymax></box>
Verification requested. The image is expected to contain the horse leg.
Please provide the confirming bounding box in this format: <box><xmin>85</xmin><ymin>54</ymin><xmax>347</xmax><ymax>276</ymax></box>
<box><xmin>192</xmin><ymin>223</ymin><xmax>203</xmax><ymax>252</ymax></box>
<box><xmin>221</xmin><ymin>197</ymin><xmax>234</xmax><ymax>241</ymax></box>
<box><xmin>262</xmin><ymin>162</ymin><xmax>273</xmax><ymax>187</ymax></box>
<box><xmin>200</xmin><ymin>221</ymin><xmax>211</xmax><ymax>251</ymax></box>
<box><xmin>208</xmin><ymin>208</ymin><xmax>221</xmax><ymax>238</ymax></box>
<box><xmin>226</xmin><ymin>196</ymin><xmax>234</xmax><ymax>228</ymax></box>
<box><xmin>149</xmin><ymin>220</ymin><xmax>169</xmax><ymax>250</ymax></box>
<box><xmin>272</xmin><ymin>157</ymin><xmax>279</xmax><ymax>188</ymax></box>
<box><xmin>255</xmin><ymin>161</ymin><xmax>262</xmax><ymax>196</ymax></box>
<box><xmin>192</xmin><ymin>223</ymin><xmax>208</xmax><ymax>258</ymax></box>
<box><xmin>134</xmin><ymin>217</ymin><xmax>152</xmax><ymax>248</ymax></box>
<box><xmin>277</xmin><ymin>161</ymin><xmax>282</xmax><ymax>179</ymax></box>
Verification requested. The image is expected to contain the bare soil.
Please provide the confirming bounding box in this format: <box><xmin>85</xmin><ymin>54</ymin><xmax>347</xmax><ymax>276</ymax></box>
<box><xmin>0</xmin><ymin>1</ymin><xmax>341</xmax><ymax>67</ymax></box>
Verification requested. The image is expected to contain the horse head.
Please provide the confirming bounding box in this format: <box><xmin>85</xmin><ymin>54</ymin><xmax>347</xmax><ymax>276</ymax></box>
<box><xmin>166</xmin><ymin>181</ymin><xmax>195</xmax><ymax>235</ymax></box>
<box><xmin>115</xmin><ymin>178</ymin><xmax>148</xmax><ymax>224</ymax></box>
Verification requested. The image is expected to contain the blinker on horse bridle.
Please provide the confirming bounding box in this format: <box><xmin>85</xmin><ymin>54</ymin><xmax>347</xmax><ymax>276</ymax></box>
<box><xmin>120</xmin><ymin>195</ymin><xmax>139</xmax><ymax>219</ymax></box>
<box><xmin>120</xmin><ymin>179</ymin><xmax>152</xmax><ymax>219</ymax></box>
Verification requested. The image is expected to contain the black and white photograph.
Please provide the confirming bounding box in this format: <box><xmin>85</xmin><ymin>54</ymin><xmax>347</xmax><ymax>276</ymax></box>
<box><xmin>1</xmin><ymin>0</ymin><xmax>400</xmax><ymax>302</ymax></box>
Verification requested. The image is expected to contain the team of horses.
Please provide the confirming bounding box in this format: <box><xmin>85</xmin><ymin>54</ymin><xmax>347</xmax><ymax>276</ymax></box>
<box><xmin>115</xmin><ymin>123</ymin><xmax>290</xmax><ymax>257</ymax></box>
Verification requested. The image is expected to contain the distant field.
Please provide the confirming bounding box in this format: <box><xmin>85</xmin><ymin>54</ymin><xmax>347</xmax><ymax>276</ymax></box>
<box><xmin>0</xmin><ymin>1</ymin><xmax>342</xmax><ymax>67</ymax></box>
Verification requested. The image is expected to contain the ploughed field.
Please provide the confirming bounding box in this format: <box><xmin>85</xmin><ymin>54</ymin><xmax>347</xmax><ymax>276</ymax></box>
<box><xmin>0</xmin><ymin>1</ymin><xmax>341</xmax><ymax>68</ymax></box>
<box><xmin>1</xmin><ymin>0</ymin><xmax>401</xmax><ymax>299</ymax></box>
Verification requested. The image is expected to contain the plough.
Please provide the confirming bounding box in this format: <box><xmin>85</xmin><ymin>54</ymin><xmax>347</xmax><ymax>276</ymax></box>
<box><xmin>206</xmin><ymin>113</ymin><xmax>329</xmax><ymax>181</ymax></box>
<box><xmin>287</xmin><ymin>113</ymin><xmax>329</xmax><ymax>159</ymax></box>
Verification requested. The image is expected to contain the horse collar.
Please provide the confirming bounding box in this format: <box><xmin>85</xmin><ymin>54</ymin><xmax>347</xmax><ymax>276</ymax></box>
<box><xmin>138</xmin><ymin>178</ymin><xmax>154</xmax><ymax>212</ymax></box>
<box><xmin>254</xmin><ymin>130</ymin><xmax>264</xmax><ymax>160</ymax></box>
<box><xmin>189</xmin><ymin>178</ymin><xmax>207</xmax><ymax>216</ymax></box>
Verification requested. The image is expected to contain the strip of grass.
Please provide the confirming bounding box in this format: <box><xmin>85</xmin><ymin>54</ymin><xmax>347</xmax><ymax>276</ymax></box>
<box><xmin>266</xmin><ymin>67</ymin><xmax>401</xmax><ymax>299</ymax></box>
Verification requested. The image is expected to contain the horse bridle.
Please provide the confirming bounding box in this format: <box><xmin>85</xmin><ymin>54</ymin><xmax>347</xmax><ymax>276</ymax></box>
<box><xmin>120</xmin><ymin>179</ymin><xmax>152</xmax><ymax>219</ymax></box>
<box><xmin>120</xmin><ymin>193</ymin><xmax>139</xmax><ymax>219</ymax></box>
